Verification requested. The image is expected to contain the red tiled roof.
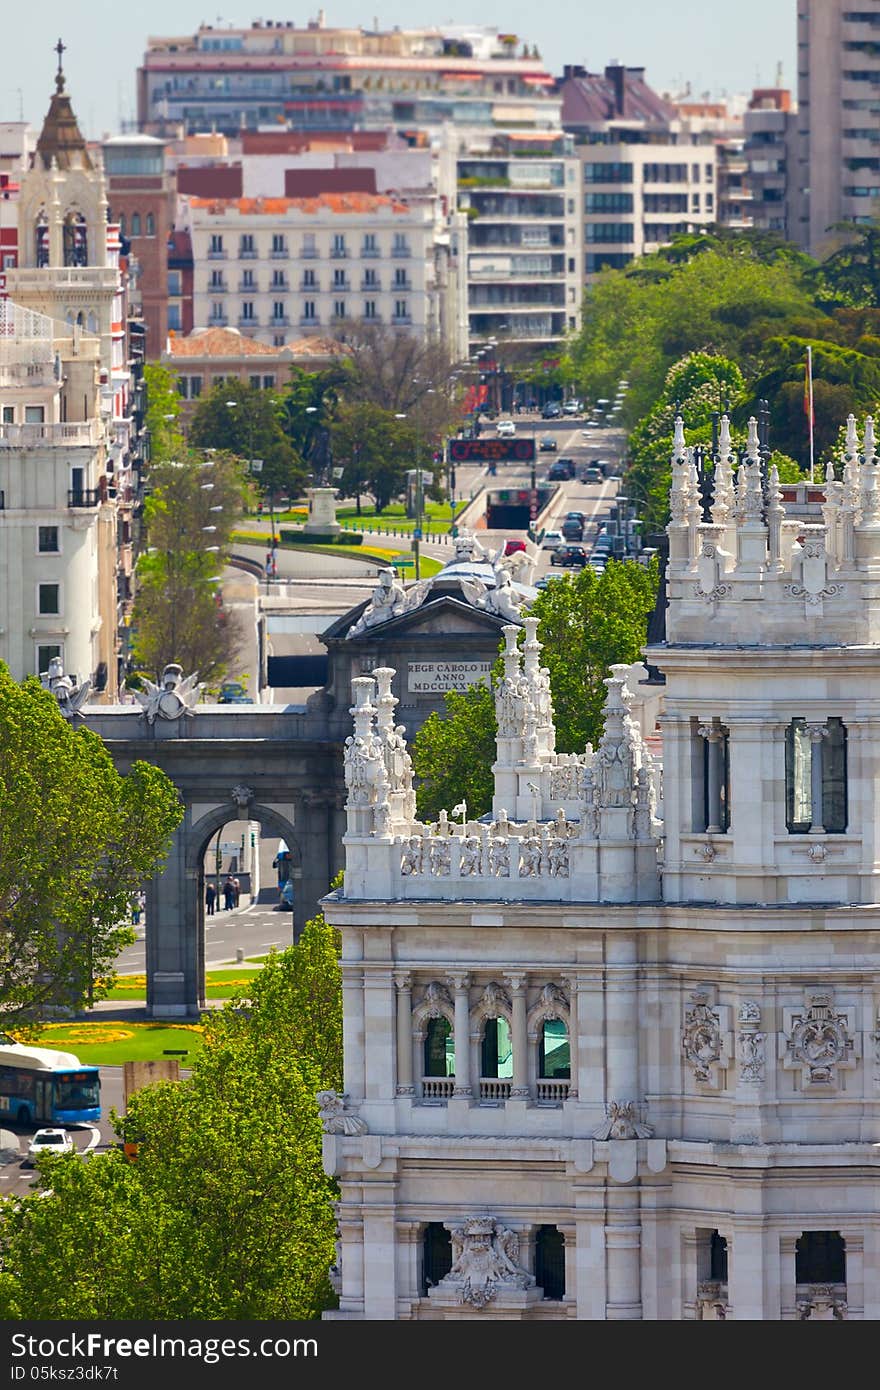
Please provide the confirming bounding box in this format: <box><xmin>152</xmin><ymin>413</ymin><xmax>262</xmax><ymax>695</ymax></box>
<box><xmin>166</xmin><ymin>327</ymin><xmax>349</xmax><ymax>359</ymax></box>
<box><xmin>188</xmin><ymin>192</ymin><xmax>409</xmax><ymax>214</ymax></box>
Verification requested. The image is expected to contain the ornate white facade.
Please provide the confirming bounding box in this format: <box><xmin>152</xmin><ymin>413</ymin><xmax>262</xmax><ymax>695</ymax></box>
<box><xmin>323</xmin><ymin>411</ymin><xmax>880</xmax><ymax>1319</ymax></box>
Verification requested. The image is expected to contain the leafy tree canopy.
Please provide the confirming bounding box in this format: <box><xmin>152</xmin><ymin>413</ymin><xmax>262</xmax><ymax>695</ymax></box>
<box><xmin>0</xmin><ymin>668</ymin><xmax>182</xmax><ymax>1030</ymax></box>
<box><xmin>189</xmin><ymin>380</ymin><xmax>307</xmax><ymax>500</ymax></box>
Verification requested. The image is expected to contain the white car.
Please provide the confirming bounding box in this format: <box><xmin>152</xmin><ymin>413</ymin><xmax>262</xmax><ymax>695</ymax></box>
<box><xmin>26</xmin><ymin>1128</ymin><xmax>74</xmax><ymax>1164</ymax></box>
<box><xmin>541</xmin><ymin>529</ymin><xmax>565</xmax><ymax>550</ymax></box>
<box><xmin>496</xmin><ymin>419</ymin><xmax>516</xmax><ymax>437</ymax></box>
<box><xmin>562</xmin><ymin>400</ymin><xmax>580</xmax><ymax>415</ymax></box>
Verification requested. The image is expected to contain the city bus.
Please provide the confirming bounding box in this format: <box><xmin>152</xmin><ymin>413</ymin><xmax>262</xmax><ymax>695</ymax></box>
<box><xmin>0</xmin><ymin>1042</ymin><xmax>100</xmax><ymax>1125</ymax></box>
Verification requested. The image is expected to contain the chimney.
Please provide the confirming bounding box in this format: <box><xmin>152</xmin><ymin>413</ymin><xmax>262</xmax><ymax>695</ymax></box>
<box><xmin>606</xmin><ymin>63</ymin><xmax>626</xmax><ymax>117</ymax></box>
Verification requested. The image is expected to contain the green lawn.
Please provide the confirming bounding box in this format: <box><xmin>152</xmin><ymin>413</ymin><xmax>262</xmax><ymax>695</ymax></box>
<box><xmin>231</xmin><ymin>530</ymin><xmax>443</xmax><ymax>577</ymax></box>
<box><xmin>103</xmin><ymin>969</ymin><xmax>262</xmax><ymax>1001</ymax></box>
<box><xmin>29</xmin><ymin>1022</ymin><xmax>206</xmax><ymax>1067</ymax></box>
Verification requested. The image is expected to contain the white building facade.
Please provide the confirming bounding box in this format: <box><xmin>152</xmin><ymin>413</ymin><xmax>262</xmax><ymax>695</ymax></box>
<box><xmin>323</xmin><ymin>413</ymin><xmax>880</xmax><ymax>1319</ymax></box>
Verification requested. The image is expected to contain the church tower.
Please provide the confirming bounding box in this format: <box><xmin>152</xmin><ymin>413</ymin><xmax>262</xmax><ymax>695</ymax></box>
<box><xmin>324</xmin><ymin>412</ymin><xmax>880</xmax><ymax>1320</ymax></box>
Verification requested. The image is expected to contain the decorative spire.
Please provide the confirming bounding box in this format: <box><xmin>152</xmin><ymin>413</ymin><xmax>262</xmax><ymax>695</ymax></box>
<box><xmin>35</xmin><ymin>43</ymin><xmax>93</xmax><ymax>172</ymax></box>
<box><xmin>710</xmin><ymin>452</ymin><xmax>734</xmax><ymax>526</ymax></box>
<box><xmin>845</xmin><ymin>413</ymin><xmax>860</xmax><ymax>464</ymax></box>
<box><xmin>54</xmin><ymin>37</ymin><xmax>66</xmax><ymax>94</ymax></box>
<box><xmin>672</xmin><ymin>414</ymin><xmax>686</xmax><ymax>461</ymax></box>
<box><xmin>718</xmin><ymin>413</ymin><xmax>734</xmax><ymax>462</ymax></box>
<box><xmin>746</xmin><ymin>416</ymin><xmax>760</xmax><ymax>464</ymax></box>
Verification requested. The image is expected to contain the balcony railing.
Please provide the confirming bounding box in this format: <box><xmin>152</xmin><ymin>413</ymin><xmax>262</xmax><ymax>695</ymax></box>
<box><xmin>301</xmin><ymin>247</ymin><xmax>320</xmax><ymax>258</ymax></box>
<box><xmin>0</xmin><ymin>421</ymin><xmax>101</xmax><ymax>447</ymax></box>
<box><xmin>535</xmin><ymin>1078</ymin><xmax>571</xmax><ymax>1104</ymax></box>
<box><xmin>207</xmin><ymin>249</ymin><xmax>227</xmax><ymax>260</ymax></box>
<box><xmin>478</xmin><ymin>1078</ymin><xmax>511</xmax><ymax>1102</ymax></box>
<box><xmin>299</xmin><ymin>280</ymin><xmax>320</xmax><ymax>291</ymax></box>
<box><xmin>68</xmin><ymin>488</ymin><xmax>100</xmax><ymax>508</ymax></box>
<box><xmin>361</xmin><ymin>245</ymin><xmax>381</xmax><ymax>258</ymax></box>
<box><xmin>391</xmin><ymin>244</ymin><xmax>411</xmax><ymax>257</ymax></box>
<box><xmin>270</xmin><ymin>249</ymin><xmax>289</xmax><ymax>259</ymax></box>
<box><xmin>331</xmin><ymin>279</ymin><xmax>351</xmax><ymax>292</ymax></box>
<box><xmin>270</xmin><ymin>315</ymin><xmax>290</xmax><ymax>327</ymax></box>
<box><xmin>239</xmin><ymin>248</ymin><xmax>258</xmax><ymax>259</ymax></box>
<box><xmin>208</xmin><ymin>282</ymin><xmax>228</xmax><ymax>293</ymax></box>
<box><xmin>420</xmin><ymin>1077</ymin><xmax>454</xmax><ymax>1101</ymax></box>
<box><xmin>361</xmin><ymin>278</ymin><xmax>381</xmax><ymax>291</ymax></box>
<box><xmin>330</xmin><ymin>247</ymin><xmax>349</xmax><ymax>258</ymax></box>
<box><xmin>392</xmin><ymin>278</ymin><xmax>413</xmax><ymax>292</ymax></box>
<box><xmin>299</xmin><ymin>315</ymin><xmax>321</xmax><ymax>327</ymax></box>
<box><xmin>208</xmin><ymin>314</ymin><xmax>228</xmax><ymax>327</ymax></box>
<box><xmin>238</xmin><ymin>281</ymin><xmax>259</xmax><ymax>292</ymax></box>
<box><xmin>270</xmin><ymin>280</ymin><xmax>289</xmax><ymax>292</ymax></box>
<box><xmin>391</xmin><ymin>313</ymin><xmax>413</xmax><ymax>325</ymax></box>
<box><xmin>238</xmin><ymin>316</ymin><xmax>260</xmax><ymax>328</ymax></box>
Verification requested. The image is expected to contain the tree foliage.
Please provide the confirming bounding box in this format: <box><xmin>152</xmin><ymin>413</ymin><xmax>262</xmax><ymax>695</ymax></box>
<box><xmin>413</xmin><ymin>561</ymin><xmax>658</xmax><ymax>817</ymax></box>
<box><xmin>0</xmin><ymin>916</ymin><xmax>342</xmax><ymax>1318</ymax></box>
<box><xmin>131</xmin><ymin>452</ymin><xmax>247</xmax><ymax>684</ymax></box>
<box><xmin>331</xmin><ymin>400</ymin><xmax>438</xmax><ymax>513</ymax></box>
<box><xmin>0</xmin><ymin>667</ymin><xmax>182</xmax><ymax>1030</ymax></box>
<box><xmin>189</xmin><ymin>380</ymin><xmax>307</xmax><ymax>499</ymax></box>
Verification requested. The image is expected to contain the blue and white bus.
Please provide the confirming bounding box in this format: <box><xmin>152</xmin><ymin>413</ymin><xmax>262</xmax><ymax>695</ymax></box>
<box><xmin>0</xmin><ymin>1043</ymin><xmax>100</xmax><ymax>1126</ymax></box>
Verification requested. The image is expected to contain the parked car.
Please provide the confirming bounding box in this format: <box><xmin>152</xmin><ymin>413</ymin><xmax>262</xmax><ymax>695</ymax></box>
<box><xmin>496</xmin><ymin>419</ymin><xmax>516</xmax><ymax>437</ymax></box>
<box><xmin>547</xmin><ymin>458</ymin><xmax>576</xmax><ymax>481</ymax></box>
<box><xmin>503</xmin><ymin>538</ymin><xmax>527</xmax><ymax>557</ymax></box>
<box><xmin>541</xmin><ymin>529</ymin><xmax>565</xmax><ymax>550</ymax></box>
<box><xmin>541</xmin><ymin>402</ymin><xmax>562</xmax><ymax>419</ymax></box>
<box><xmin>26</xmin><ymin>1129</ymin><xmax>74</xmax><ymax>1165</ymax></box>
<box><xmin>539</xmin><ymin>434</ymin><xmax>558</xmax><ymax>452</ymax></box>
<box><xmin>550</xmin><ymin>544</ymin><xmax>589</xmax><ymax>567</ymax></box>
<box><xmin>218</xmin><ymin>681</ymin><xmax>252</xmax><ymax>704</ymax></box>
<box><xmin>562</xmin><ymin>400</ymin><xmax>580</xmax><ymax>415</ymax></box>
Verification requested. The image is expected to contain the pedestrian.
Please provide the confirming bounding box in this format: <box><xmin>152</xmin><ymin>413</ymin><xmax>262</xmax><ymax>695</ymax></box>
<box><xmin>265</xmin><ymin>551</ymin><xmax>273</xmax><ymax>580</ymax></box>
<box><xmin>205</xmin><ymin>881</ymin><xmax>216</xmax><ymax>916</ymax></box>
<box><xmin>223</xmin><ymin>874</ymin><xmax>236</xmax><ymax>911</ymax></box>
<box><xmin>130</xmin><ymin>894</ymin><xmax>141</xmax><ymax>926</ymax></box>
<box><xmin>232</xmin><ymin>874</ymin><xmax>241</xmax><ymax>907</ymax></box>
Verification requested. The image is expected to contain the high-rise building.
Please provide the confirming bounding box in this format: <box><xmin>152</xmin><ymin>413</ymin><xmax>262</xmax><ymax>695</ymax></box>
<box><xmin>795</xmin><ymin>0</ymin><xmax>880</xmax><ymax>256</ymax></box>
<box><xmin>103</xmin><ymin>135</ymin><xmax>174</xmax><ymax>361</ymax></box>
<box><xmin>324</xmin><ymin>418</ymin><xmax>880</xmax><ymax>1319</ymax></box>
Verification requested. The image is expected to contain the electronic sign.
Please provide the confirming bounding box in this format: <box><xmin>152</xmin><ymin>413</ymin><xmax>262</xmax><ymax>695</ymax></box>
<box><xmin>447</xmin><ymin>437</ymin><xmax>536</xmax><ymax>464</ymax></box>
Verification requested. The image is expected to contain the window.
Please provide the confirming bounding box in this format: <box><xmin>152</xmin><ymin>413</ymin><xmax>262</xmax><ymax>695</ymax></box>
<box><xmin>393</xmin><ymin>234</ymin><xmax>410</xmax><ymax>256</ymax></box>
<box><xmin>117</xmin><ymin>213</ymin><xmax>126</xmax><ymax>240</ymax></box>
<box><xmin>480</xmin><ymin>1018</ymin><xmax>512</xmax><ymax>1078</ymax></box>
<box><xmin>210</xmin><ymin>269</ymin><xmax>225</xmax><ymax>288</ymax></box>
<box><xmin>145</xmin><ymin>212</ymin><xmax>155</xmax><ymax>236</ymax></box>
<box><xmin>36</xmin><ymin>644</ymin><xmax>61</xmax><ymax>675</ymax></box>
<box><xmin>705</xmin><ymin>163</ymin><xmax>714</xmax><ymax>181</ymax></box>
<box><xmin>785</xmin><ymin>718</ymin><xmax>847</xmax><ymax>833</ymax></box>
<box><xmin>539</xmin><ymin>1019</ymin><xmax>570</xmax><ymax>1079</ymax></box>
<box><xmin>241</xmin><ymin>301</ymin><xmax>255</xmax><ymax>320</ymax></box>
<box><xmin>209</xmin><ymin>234</ymin><xmax>224</xmax><ymax>254</ymax></box>
<box><xmin>240</xmin><ymin>234</ymin><xmax>255</xmax><ymax>257</ymax></box>
<box><xmin>585</xmin><ymin>191</ymin><xmax>634</xmax><ymax>213</ymax></box>
<box><xmin>796</xmin><ymin>1232</ymin><xmax>845</xmax><ymax>1285</ymax></box>
<box><xmin>710</xmin><ymin>1231</ymin><xmax>728</xmax><ymax>1282</ymax></box>
<box><xmin>249</xmin><ymin>375</ymin><xmax>261</xmax><ymax>390</ymax></box>
<box><xmin>394</xmin><ymin>267</ymin><xmax>408</xmax><ymax>286</ymax></box>
<box><xmin>167</xmin><ymin>303</ymin><xmax>182</xmax><ymax>331</ymax></box>
<box><xmin>38</xmin><ymin>526</ymin><xmax>59</xmax><ymax>554</ymax></box>
<box><xmin>271</xmin><ymin>269</ymin><xmax>286</xmax><ymax>287</ymax></box>
<box><xmin>423</xmin><ymin>1017</ymin><xmax>454</xmax><ymax>1076</ymax></box>
<box><xmin>363</xmin><ymin>268</ymin><xmax>378</xmax><ymax>286</ymax></box>
<box><xmin>262</xmin><ymin>375</ymin><xmax>274</xmax><ymax>389</ymax></box>
<box><xmin>362</xmin><ymin>233</ymin><xmax>378</xmax><ymax>255</ymax></box>
<box><xmin>333</xmin><ymin>300</ymin><xmax>346</xmax><ymax>319</ymax></box>
<box><xmin>2</xmin><ymin>406</ymin><xmax>13</xmax><ymax>423</ymax></box>
<box><xmin>692</xmin><ymin>193</ymin><xmax>701</xmax><ymax>212</ymax></box>
<box><xmin>302</xmin><ymin>233</ymin><xmax>317</xmax><ymax>257</ymax></box>
<box><xmin>302</xmin><ymin>301</ymin><xmax>316</xmax><ymax>320</ymax></box>
<box><xmin>583</xmin><ymin>161</ymin><xmax>633</xmax><ymax>184</ymax></box>
<box><xmin>38</xmin><ymin>583</ymin><xmax>60</xmax><ymax>616</ymax></box>
<box><xmin>25</xmin><ymin>406</ymin><xmax>45</xmax><ymax>424</ymax></box>
<box><xmin>302</xmin><ymin>268</ymin><xmax>316</xmax><ymax>287</ymax></box>
<box><xmin>332</xmin><ymin>233</ymin><xmax>347</xmax><ymax>257</ymax></box>
<box><xmin>395</xmin><ymin>299</ymin><xmax>409</xmax><ymax>319</ymax></box>
<box><xmin>364</xmin><ymin>299</ymin><xmax>377</xmax><ymax>318</ymax></box>
<box><xmin>421</xmin><ymin>1224</ymin><xmax>452</xmax><ymax>1295</ymax></box>
<box><xmin>189</xmin><ymin>376</ymin><xmax>202</xmax><ymax>399</ymax></box>
<box><xmin>271</xmin><ymin>233</ymin><xmax>286</xmax><ymax>255</ymax></box>
<box><xmin>535</xmin><ymin>1227</ymin><xmax>565</xmax><ymax>1301</ymax></box>
<box><xmin>130</xmin><ymin>212</ymin><xmax>141</xmax><ymax>236</ymax></box>
<box><xmin>273</xmin><ymin>334</ymin><xmax>285</xmax><ymax>347</ymax></box>
<box><xmin>694</xmin><ymin>720</ymin><xmax>730</xmax><ymax>833</ymax></box>
<box><xmin>333</xmin><ymin>268</ymin><xmax>347</xmax><ymax>287</ymax></box>
<box><xmin>241</xmin><ymin>269</ymin><xmax>255</xmax><ymax>288</ymax></box>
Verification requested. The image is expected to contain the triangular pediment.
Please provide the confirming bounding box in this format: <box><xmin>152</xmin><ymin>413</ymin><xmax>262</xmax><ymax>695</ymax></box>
<box><xmin>324</xmin><ymin>593</ymin><xmax>517</xmax><ymax>644</ymax></box>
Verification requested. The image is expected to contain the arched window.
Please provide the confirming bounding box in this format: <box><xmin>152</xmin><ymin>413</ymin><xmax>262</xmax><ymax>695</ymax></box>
<box><xmin>421</xmin><ymin>1224</ymin><xmax>452</xmax><ymax>1296</ymax></box>
<box><xmin>480</xmin><ymin>1017</ymin><xmax>513</xmax><ymax>1078</ymax></box>
<box><xmin>423</xmin><ymin>1017</ymin><xmax>454</xmax><ymax>1077</ymax></box>
<box><xmin>535</xmin><ymin>1226</ymin><xmax>565</xmax><ymax>1300</ymax></box>
<box><xmin>63</xmin><ymin>212</ymin><xmax>87</xmax><ymax>267</ymax></box>
<box><xmin>35</xmin><ymin>212</ymin><xmax>49</xmax><ymax>267</ymax></box>
<box><xmin>145</xmin><ymin>212</ymin><xmax>155</xmax><ymax>236</ymax></box>
<box><xmin>86</xmin><ymin>312</ymin><xmax>98</xmax><ymax>334</ymax></box>
<box><xmin>539</xmin><ymin>1018</ymin><xmax>570</xmax><ymax>1079</ymax></box>
<box><xmin>796</xmin><ymin>1232</ymin><xmax>846</xmax><ymax>1285</ymax></box>
<box><xmin>130</xmin><ymin>212</ymin><xmax>141</xmax><ymax>237</ymax></box>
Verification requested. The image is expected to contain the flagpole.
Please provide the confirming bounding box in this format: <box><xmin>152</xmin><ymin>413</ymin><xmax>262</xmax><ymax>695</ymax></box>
<box><xmin>807</xmin><ymin>344</ymin><xmax>815</xmax><ymax>483</ymax></box>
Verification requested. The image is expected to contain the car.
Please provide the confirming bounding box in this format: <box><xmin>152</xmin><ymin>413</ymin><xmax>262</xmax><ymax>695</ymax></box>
<box><xmin>588</xmin><ymin>556</ymin><xmax>607</xmax><ymax>572</ymax></box>
<box><xmin>496</xmin><ymin>419</ymin><xmax>516</xmax><ymax>437</ymax></box>
<box><xmin>547</xmin><ymin>458</ymin><xmax>576</xmax><ymax>481</ymax></box>
<box><xmin>539</xmin><ymin>434</ymin><xmax>558</xmax><ymax>452</ymax></box>
<box><xmin>541</xmin><ymin>529</ymin><xmax>565</xmax><ymax>549</ymax></box>
<box><xmin>541</xmin><ymin>402</ymin><xmax>562</xmax><ymax>419</ymax></box>
<box><xmin>550</xmin><ymin>544</ymin><xmax>588</xmax><ymax>567</ymax></box>
<box><xmin>565</xmin><ymin>510</ymin><xmax>586</xmax><ymax>522</ymax></box>
<box><xmin>503</xmin><ymin>538</ymin><xmax>527</xmax><ymax>556</ymax></box>
<box><xmin>218</xmin><ymin>681</ymin><xmax>252</xmax><ymax>704</ymax></box>
<box><xmin>582</xmin><ymin>466</ymin><xmax>603</xmax><ymax>483</ymax></box>
<box><xmin>534</xmin><ymin>574</ymin><xmax>566</xmax><ymax>590</ymax></box>
<box><xmin>561</xmin><ymin>520</ymin><xmax>584</xmax><ymax>541</ymax></box>
<box><xmin>586</xmin><ymin>419</ymin><xmax>600</xmax><ymax>428</ymax></box>
<box><xmin>26</xmin><ymin>1129</ymin><xmax>74</xmax><ymax>1165</ymax></box>
<box><xmin>562</xmin><ymin>400</ymin><xmax>580</xmax><ymax>415</ymax></box>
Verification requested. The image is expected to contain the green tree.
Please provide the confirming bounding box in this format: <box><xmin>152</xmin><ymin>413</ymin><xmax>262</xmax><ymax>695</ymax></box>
<box><xmin>0</xmin><ymin>923</ymin><xmax>342</xmax><ymax>1318</ymax></box>
<box><xmin>131</xmin><ymin>452</ymin><xmax>247</xmax><ymax>684</ymax></box>
<box><xmin>143</xmin><ymin>362</ymin><xmax>185</xmax><ymax>463</ymax></box>
<box><xmin>413</xmin><ymin>561</ymin><xmax>658</xmax><ymax>817</ymax></box>
<box><xmin>413</xmin><ymin>681</ymin><xmax>497</xmax><ymax>821</ymax></box>
<box><xmin>189</xmin><ymin>381</ymin><xmax>307</xmax><ymax>501</ymax></box>
<box><xmin>814</xmin><ymin>222</ymin><xmax>880</xmax><ymax>308</ymax></box>
<box><xmin>0</xmin><ymin>667</ymin><xmax>182</xmax><ymax>1030</ymax></box>
<box><xmin>331</xmin><ymin>401</ymin><xmax>433</xmax><ymax>512</ymax></box>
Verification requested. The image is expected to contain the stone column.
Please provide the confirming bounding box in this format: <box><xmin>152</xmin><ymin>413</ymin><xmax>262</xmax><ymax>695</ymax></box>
<box><xmin>364</xmin><ymin>964</ymin><xmax>395</xmax><ymax>1101</ymax></box>
<box><xmin>806</xmin><ymin>721</ymin><xmax>826</xmax><ymax>834</ymax></box>
<box><xmin>841</xmin><ymin>1230</ymin><xmax>863</xmax><ymax>1319</ymax></box>
<box><xmin>558</xmin><ymin>1223</ymin><xmax>577</xmax><ymax>1307</ymax></box>
<box><xmin>507</xmin><ymin>972</ymin><xmax>530</xmax><ymax>1099</ymax></box>
<box><xmin>332</xmin><ymin>1213</ymin><xmax>365</xmax><ymax>1318</ymax></box>
<box><xmin>362</xmin><ymin>1201</ymin><xmax>398</xmax><ymax>1319</ymax></box>
<box><xmin>728</xmin><ymin>1221</ymin><xmax>768</xmax><ymax>1320</ymax></box>
<box><xmin>296</xmin><ymin>792</ymin><xmax>334</xmax><ymax>938</ymax></box>
<box><xmin>680</xmin><ymin>1229</ymin><xmax>701</xmax><ymax>1319</ymax></box>
<box><xmin>698</xmin><ymin>722</ymin><xmax>725</xmax><ymax>833</ymax></box>
<box><xmin>341</xmin><ymin>967</ymin><xmax>365</xmax><ymax>1102</ymax></box>
<box><xmin>146</xmin><ymin>821</ymin><xmax>201</xmax><ymax>1018</ymax></box>
<box><xmin>605</xmin><ymin>935</ymin><xmax>639</xmax><ymax>1108</ymax></box>
<box><xmin>605</xmin><ymin>1188</ymin><xmax>642</xmax><ymax>1319</ymax></box>
<box><xmin>394</xmin><ymin>972</ymin><xmax>414</xmax><ymax>1097</ymax></box>
<box><xmin>449</xmin><ymin>972</ymin><xmax>472</xmax><ymax>1098</ymax></box>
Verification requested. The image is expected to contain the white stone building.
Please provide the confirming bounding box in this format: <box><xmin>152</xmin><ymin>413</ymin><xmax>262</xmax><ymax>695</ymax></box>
<box><xmin>323</xmin><ymin>411</ymin><xmax>880</xmax><ymax>1319</ymax></box>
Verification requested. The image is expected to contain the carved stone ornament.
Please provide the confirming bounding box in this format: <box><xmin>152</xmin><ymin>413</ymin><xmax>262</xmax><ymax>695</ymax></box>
<box><xmin>592</xmin><ymin>1100</ymin><xmax>654</xmax><ymax>1140</ymax></box>
<box><xmin>681</xmin><ymin>988</ymin><xmax>724</xmax><ymax>1085</ymax></box>
<box><xmin>783</xmin><ymin>990</ymin><xmax>857</xmax><ymax>1087</ymax></box>
<box><xmin>316</xmin><ymin>1090</ymin><xmax>368</xmax><ymax>1135</ymax></box>
<box><xmin>41</xmin><ymin>655</ymin><xmax>91</xmax><ymax>719</ymax></box>
<box><xmin>423</xmin><ymin>981</ymin><xmax>453</xmax><ymax>1019</ymax></box>
<box><xmin>130</xmin><ymin>664</ymin><xmax>201</xmax><ymax>724</ymax></box>
<box><xmin>696</xmin><ymin>1281</ymin><xmax>729</xmax><ymax>1320</ymax></box>
<box><xmin>436</xmin><ymin>1216</ymin><xmax>534</xmax><ymax>1309</ymax></box>
<box><xmin>460</xmin><ymin>835</ymin><xmax>483</xmax><ymax>876</ymax></box>
<box><xmin>796</xmin><ymin>1286</ymin><xmax>847</xmax><ymax>1320</ymax></box>
<box><xmin>230</xmin><ymin>784</ymin><xmax>253</xmax><ymax>809</ymax></box>
<box><xmin>348</xmin><ymin>567</ymin><xmax>427</xmax><ymax>637</ymax></box>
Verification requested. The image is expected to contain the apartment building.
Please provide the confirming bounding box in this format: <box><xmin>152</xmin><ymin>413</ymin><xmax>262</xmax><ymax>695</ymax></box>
<box><xmin>103</xmin><ymin>134</ymin><xmax>174</xmax><ymax>360</ymax></box>
<box><xmin>559</xmin><ymin>65</ymin><xmax>717</xmax><ymax>280</ymax></box>
<box><xmin>795</xmin><ymin>0</ymin><xmax>880</xmax><ymax>256</ymax></box>
<box><xmin>182</xmin><ymin>190</ymin><xmax>442</xmax><ymax>346</ymax></box>
<box><xmin>743</xmin><ymin>88</ymin><xmax>795</xmax><ymax>237</ymax></box>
